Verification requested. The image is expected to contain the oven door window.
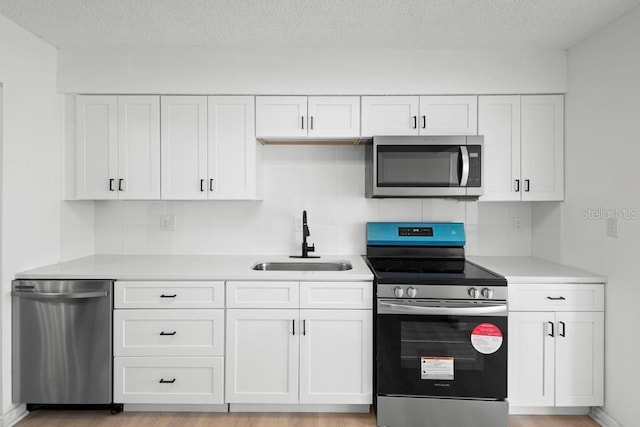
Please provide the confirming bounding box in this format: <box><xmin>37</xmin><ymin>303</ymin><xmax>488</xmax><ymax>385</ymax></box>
<box><xmin>376</xmin><ymin>314</ymin><xmax>507</xmax><ymax>399</ymax></box>
<box><xmin>376</xmin><ymin>145</ymin><xmax>462</xmax><ymax>187</ymax></box>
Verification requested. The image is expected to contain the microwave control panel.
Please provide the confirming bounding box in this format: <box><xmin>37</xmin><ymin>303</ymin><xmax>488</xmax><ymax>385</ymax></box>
<box><xmin>467</xmin><ymin>145</ymin><xmax>482</xmax><ymax>187</ymax></box>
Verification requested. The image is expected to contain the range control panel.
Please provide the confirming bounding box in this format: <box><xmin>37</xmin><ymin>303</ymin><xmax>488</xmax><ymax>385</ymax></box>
<box><xmin>377</xmin><ymin>284</ymin><xmax>507</xmax><ymax>301</ymax></box>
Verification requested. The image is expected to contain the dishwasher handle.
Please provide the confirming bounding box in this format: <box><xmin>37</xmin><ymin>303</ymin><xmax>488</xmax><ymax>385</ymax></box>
<box><xmin>13</xmin><ymin>290</ymin><xmax>108</xmax><ymax>300</ymax></box>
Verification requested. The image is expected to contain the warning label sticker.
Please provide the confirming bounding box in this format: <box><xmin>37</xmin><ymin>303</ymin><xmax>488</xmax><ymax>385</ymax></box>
<box><xmin>471</xmin><ymin>323</ymin><xmax>503</xmax><ymax>354</ymax></box>
<box><xmin>421</xmin><ymin>357</ymin><xmax>454</xmax><ymax>380</ymax></box>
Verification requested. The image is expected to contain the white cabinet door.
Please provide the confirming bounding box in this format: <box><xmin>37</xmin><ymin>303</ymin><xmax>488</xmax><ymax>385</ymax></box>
<box><xmin>76</xmin><ymin>95</ymin><xmax>118</xmax><ymax>199</ymax></box>
<box><xmin>117</xmin><ymin>96</ymin><xmax>160</xmax><ymax>199</ymax></box>
<box><xmin>307</xmin><ymin>96</ymin><xmax>360</xmax><ymax>138</ymax></box>
<box><xmin>208</xmin><ymin>96</ymin><xmax>256</xmax><ymax>199</ymax></box>
<box><xmin>299</xmin><ymin>310</ymin><xmax>372</xmax><ymax>404</ymax></box>
<box><xmin>478</xmin><ymin>96</ymin><xmax>521</xmax><ymax>201</ymax></box>
<box><xmin>521</xmin><ymin>95</ymin><xmax>564</xmax><ymax>201</ymax></box>
<box><xmin>418</xmin><ymin>96</ymin><xmax>478</xmax><ymax>135</ymax></box>
<box><xmin>256</xmin><ymin>96</ymin><xmax>307</xmax><ymax>138</ymax></box>
<box><xmin>555</xmin><ymin>311</ymin><xmax>604</xmax><ymax>407</ymax></box>
<box><xmin>361</xmin><ymin>96</ymin><xmax>419</xmax><ymax>137</ymax></box>
<box><xmin>160</xmin><ymin>96</ymin><xmax>208</xmax><ymax>200</ymax></box>
<box><xmin>225</xmin><ymin>309</ymin><xmax>299</xmax><ymax>403</ymax></box>
<box><xmin>508</xmin><ymin>312</ymin><xmax>555</xmax><ymax>407</ymax></box>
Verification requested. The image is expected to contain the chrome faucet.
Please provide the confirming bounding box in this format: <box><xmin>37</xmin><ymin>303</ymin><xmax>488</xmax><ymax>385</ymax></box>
<box><xmin>291</xmin><ymin>210</ymin><xmax>319</xmax><ymax>258</ymax></box>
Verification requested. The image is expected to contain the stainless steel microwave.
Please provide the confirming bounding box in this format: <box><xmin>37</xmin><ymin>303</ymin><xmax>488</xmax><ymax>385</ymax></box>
<box><xmin>365</xmin><ymin>135</ymin><xmax>483</xmax><ymax>198</ymax></box>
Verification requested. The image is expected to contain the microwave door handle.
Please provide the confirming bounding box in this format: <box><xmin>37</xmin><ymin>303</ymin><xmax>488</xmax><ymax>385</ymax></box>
<box><xmin>459</xmin><ymin>146</ymin><xmax>470</xmax><ymax>187</ymax></box>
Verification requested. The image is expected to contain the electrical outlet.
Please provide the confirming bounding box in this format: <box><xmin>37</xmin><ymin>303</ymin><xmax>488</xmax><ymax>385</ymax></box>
<box><xmin>606</xmin><ymin>218</ymin><xmax>618</xmax><ymax>238</ymax></box>
<box><xmin>512</xmin><ymin>217</ymin><xmax>523</xmax><ymax>232</ymax></box>
<box><xmin>160</xmin><ymin>215</ymin><xmax>176</xmax><ymax>231</ymax></box>
<box><xmin>294</xmin><ymin>217</ymin><xmax>302</xmax><ymax>232</ymax></box>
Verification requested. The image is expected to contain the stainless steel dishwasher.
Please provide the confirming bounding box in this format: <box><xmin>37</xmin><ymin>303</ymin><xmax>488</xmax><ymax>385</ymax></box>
<box><xmin>12</xmin><ymin>280</ymin><xmax>117</xmax><ymax>410</ymax></box>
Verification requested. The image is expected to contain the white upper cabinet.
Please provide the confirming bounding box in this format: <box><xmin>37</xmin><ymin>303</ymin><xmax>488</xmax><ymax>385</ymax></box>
<box><xmin>478</xmin><ymin>96</ymin><xmax>521</xmax><ymax>201</ymax></box>
<box><xmin>161</xmin><ymin>96</ymin><xmax>258</xmax><ymax>200</ymax></box>
<box><xmin>76</xmin><ymin>95</ymin><xmax>160</xmax><ymax>200</ymax></box>
<box><xmin>479</xmin><ymin>94</ymin><xmax>564</xmax><ymax>202</ymax></box>
<box><xmin>521</xmin><ymin>95</ymin><xmax>564</xmax><ymax>201</ymax></box>
<box><xmin>418</xmin><ymin>96</ymin><xmax>478</xmax><ymax>135</ymax></box>
<box><xmin>361</xmin><ymin>96</ymin><xmax>477</xmax><ymax>137</ymax></box>
<box><xmin>160</xmin><ymin>96</ymin><xmax>208</xmax><ymax>200</ymax></box>
<box><xmin>117</xmin><ymin>96</ymin><xmax>161</xmax><ymax>199</ymax></box>
<box><xmin>256</xmin><ymin>96</ymin><xmax>360</xmax><ymax>140</ymax></box>
<box><xmin>207</xmin><ymin>96</ymin><xmax>257</xmax><ymax>199</ymax></box>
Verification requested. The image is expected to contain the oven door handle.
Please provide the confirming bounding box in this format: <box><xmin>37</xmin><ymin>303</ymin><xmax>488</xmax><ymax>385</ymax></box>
<box><xmin>378</xmin><ymin>301</ymin><xmax>507</xmax><ymax>316</ymax></box>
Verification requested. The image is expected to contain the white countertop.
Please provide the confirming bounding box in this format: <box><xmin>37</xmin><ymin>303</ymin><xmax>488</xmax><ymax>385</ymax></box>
<box><xmin>467</xmin><ymin>256</ymin><xmax>606</xmax><ymax>284</ymax></box>
<box><xmin>15</xmin><ymin>254</ymin><xmax>374</xmax><ymax>282</ymax></box>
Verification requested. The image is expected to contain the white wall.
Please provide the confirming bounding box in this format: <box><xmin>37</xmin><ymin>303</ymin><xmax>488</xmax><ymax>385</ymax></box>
<box><xmin>0</xmin><ymin>12</ymin><xmax>61</xmax><ymax>420</ymax></box>
<box><xmin>57</xmin><ymin>47</ymin><xmax>567</xmax><ymax>95</ymax></box>
<box><xmin>565</xmin><ymin>5</ymin><xmax>640</xmax><ymax>426</ymax></box>
<box><xmin>92</xmin><ymin>145</ymin><xmax>533</xmax><ymax>257</ymax></box>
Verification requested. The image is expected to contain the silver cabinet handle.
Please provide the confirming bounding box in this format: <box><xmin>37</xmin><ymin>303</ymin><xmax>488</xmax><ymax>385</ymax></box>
<box><xmin>303</xmin><ymin>319</ymin><xmax>306</xmax><ymax>336</ymax></box>
<box><xmin>310</xmin><ymin>116</ymin><xmax>314</xmax><ymax>130</ymax></box>
<box><xmin>13</xmin><ymin>290</ymin><xmax>107</xmax><ymax>300</ymax></box>
<box><xmin>547</xmin><ymin>296</ymin><xmax>566</xmax><ymax>301</ymax></box>
<box><xmin>422</xmin><ymin>116</ymin><xmax>426</xmax><ymax>129</ymax></box>
<box><xmin>159</xmin><ymin>378</ymin><xmax>176</xmax><ymax>384</ymax></box>
<box><xmin>547</xmin><ymin>321</ymin><xmax>555</xmax><ymax>337</ymax></box>
<box><xmin>459</xmin><ymin>146</ymin><xmax>470</xmax><ymax>187</ymax></box>
<box><xmin>292</xmin><ymin>319</ymin><xmax>296</xmax><ymax>336</ymax></box>
<box><xmin>412</xmin><ymin>115</ymin><xmax>417</xmax><ymax>129</ymax></box>
<box><xmin>160</xmin><ymin>331</ymin><xmax>177</xmax><ymax>336</ymax></box>
<box><xmin>514</xmin><ymin>179</ymin><xmax>520</xmax><ymax>192</ymax></box>
<box><xmin>118</xmin><ymin>178</ymin><xmax>124</xmax><ymax>191</ymax></box>
<box><xmin>109</xmin><ymin>178</ymin><xmax>115</xmax><ymax>191</ymax></box>
<box><xmin>524</xmin><ymin>179</ymin><xmax>530</xmax><ymax>192</ymax></box>
<box><xmin>301</xmin><ymin>116</ymin><xmax>304</xmax><ymax>130</ymax></box>
<box><xmin>209</xmin><ymin>179</ymin><xmax>214</xmax><ymax>192</ymax></box>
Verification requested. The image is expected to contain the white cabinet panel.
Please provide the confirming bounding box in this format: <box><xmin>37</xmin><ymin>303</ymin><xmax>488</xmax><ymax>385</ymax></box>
<box><xmin>555</xmin><ymin>312</ymin><xmax>604</xmax><ymax>407</ymax></box>
<box><xmin>419</xmin><ymin>96</ymin><xmax>477</xmax><ymax>135</ymax></box>
<box><xmin>361</xmin><ymin>96</ymin><xmax>419</xmax><ymax>137</ymax></box>
<box><xmin>117</xmin><ymin>96</ymin><xmax>161</xmax><ymax>199</ymax></box>
<box><xmin>114</xmin><ymin>281</ymin><xmax>225</xmax><ymax>309</ymax></box>
<box><xmin>300</xmin><ymin>282</ymin><xmax>372</xmax><ymax>309</ymax></box>
<box><xmin>307</xmin><ymin>96</ymin><xmax>360</xmax><ymax>138</ymax></box>
<box><xmin>256</xmin><ymin>96</ymin><xmax>307</xmax><ymax>138</ymax></box>
<box><xmin>478</xmin><ymin>96</ymin><xmax>521</xmax><ymax>201</ymax></box>
<box><xmin>207</xmin><ymin>96</ymin><xmax>257</xmax><ymax>199</ymax></box>
<box><xmin>114</xmin><ymin>356</ymin><xmax>224</xmax><ymax>404</ymax></box>
<box><xmin>226</xmin><ymin>281</ymin><xmax>299</xmax><ymax>309</ymax></box>
<box><xmin>76</xmin><ymin>95</ymin><xmax>118</xmax><ymax>199</ymax></box>
<box><xmin>521</xmin><ymin>95</ymin><xmax>564</xmax><ymax>201</ymax></box>
<box><xmin>508</xmin><ymin>311</ymin><xmax>555</xmax><ymax>407</ymax></box>
<box><xmin>225</xmin><ymin>309</ymin><xmax>299</xmax><ymax>403</ymax></box>
<box><xmin>299</xmin><ymin>310</ymin><xmax>372</xmax><ymax>404</ymax></box>
<box><xmin>114</xmin><ymin>309</ymin><xmax>224</xmax><ymax>356</ymax></box>
<box><xmin>160</xmin><ymin>96</ymin><xmax>208</xmax><ymax>200</ymax></box>
<box><xmin>509</xmin><ymin>284</ymin><xmax>605</xmax><ymax>312</ymax></box>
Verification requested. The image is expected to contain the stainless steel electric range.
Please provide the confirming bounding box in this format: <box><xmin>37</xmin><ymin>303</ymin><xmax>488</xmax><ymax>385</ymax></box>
<box><xmin>365</xmin><ymin>222</ymin><xmax>508</xmax><ymax>427</ymax></box>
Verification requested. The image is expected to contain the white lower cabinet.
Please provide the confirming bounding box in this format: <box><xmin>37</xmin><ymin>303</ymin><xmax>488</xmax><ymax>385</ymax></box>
<box><xmin>113</xmin><ymin>281</ymin><xmax>225</xmax><ymax>405</ymax></box>
<box><xmin>225</xmin><ymin>281</ymin><xmax>373</xmax><ymax>405</ymax></box>
<box><xmin>508</xmin><ymin>284</ymin><xmax>604</xmax><ymax>408</ymax></box>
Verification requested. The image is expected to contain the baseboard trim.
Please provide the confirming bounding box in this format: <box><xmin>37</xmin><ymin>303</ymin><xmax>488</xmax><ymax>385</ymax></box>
<box><xmin>509</xmin><ymin>406</ymin><xmax>590</xmax><ymax>415</ymax></box>
<box><xmin>2</xmin><ymin>404</ymin><xmax>28</xmax><ymax>427</ymax></box>
<box><xmin>229</xmin><ymin>403</ymin><xmax>371</xmax><ymax>413</ymax></box>
<box><xmin>590</xmin><ymin>407</ymin><xmax>623</xmax><ymax>427</ymax></box>
<box><xmin>123</xmin><ymin>404</ymin><xmax>229</xmax><ymax>412</ymax></box>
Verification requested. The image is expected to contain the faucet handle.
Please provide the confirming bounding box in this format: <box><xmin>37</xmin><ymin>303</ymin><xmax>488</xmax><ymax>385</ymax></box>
<box><xmin>307</xmin><ymin>243</ymin><xmax>315</xmax><ymax>253</ymax></box>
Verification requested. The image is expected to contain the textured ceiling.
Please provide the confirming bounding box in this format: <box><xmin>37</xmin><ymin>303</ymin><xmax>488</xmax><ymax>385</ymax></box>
<box><xmin>0</xmin><ymin>0</ymin><xmax>639</xmax><ymax>50</ymax></box>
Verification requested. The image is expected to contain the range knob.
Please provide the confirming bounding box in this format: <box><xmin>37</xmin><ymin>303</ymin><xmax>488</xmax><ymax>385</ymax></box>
<box><xmin>407</xmin><ymin>287</ymin><xmax>418</xmax><ymax>298</ymax></box>
<box><xmin>468</xmin><ymin>287</ymin><xmax>480</xmax><ymax>299</ymax></box>
<box><xmin>394</xmin><ymin>286</ymin><xmax>404</xmax><ymax>298</ymax></box>
<box><xmin>481</xmin><ymin>288</ymin><xmax>494</xmax><ymax>299</ymax></box>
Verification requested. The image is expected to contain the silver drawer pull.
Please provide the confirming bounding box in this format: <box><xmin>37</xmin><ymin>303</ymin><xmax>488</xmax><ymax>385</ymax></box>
<box><xmin>160</xmin><ymin>294</ymin><xmax>177</xmax><ymax>298</ymax></box>
<box><xmin>159</xmin><ymin>378</ymin><xmax>176</xmax><ymax>384</ymax></box>
<box><xmin>547</xmin><ymin>296</ymin><xmax>566</xmax><ymax>301</ymax></box>
<box><xmin>159</xmin><ymin>331</ymin><xmax>177</xmax><ymax>336</ymax></box>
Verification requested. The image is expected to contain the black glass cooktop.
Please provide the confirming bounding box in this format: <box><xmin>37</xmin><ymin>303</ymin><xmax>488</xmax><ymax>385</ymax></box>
<box><xmin>366</xmin><ymin>258</ymin><xmax>507</xmax><ymax>286</ymax></box>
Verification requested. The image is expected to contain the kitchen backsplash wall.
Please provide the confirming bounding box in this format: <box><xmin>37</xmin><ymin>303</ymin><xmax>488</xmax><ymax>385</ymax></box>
<box><xmin>91</xmin><ymin>145</ymin><xmax>532</xmax><ymax>256</ymax></box>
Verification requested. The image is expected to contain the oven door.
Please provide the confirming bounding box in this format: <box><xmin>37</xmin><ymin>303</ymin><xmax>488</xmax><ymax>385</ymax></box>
<box><xmin>376</xmin><ymin>299</ymin><xmax>507</xmax><ymax>400</ymax></box>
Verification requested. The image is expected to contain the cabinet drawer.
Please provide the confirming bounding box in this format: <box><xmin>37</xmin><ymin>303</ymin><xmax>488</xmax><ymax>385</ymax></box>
<box><xmin>300</xmin><ymin>282</ymin><xmax>373</xmax><ymax>309</ymax></box>
<box><xmin>115</xmin><ymin>281</ymin><xmax>224</xmax><ymax>309</ymax></box>
<box><xmin>508</xmin><ymin>284</ymin><xmax>604</xmax><ymax>311</ymax></box>
<box><xmin>226</xmin><ymin>281</ymin><xmax>299</xmax><ymax>308</ymax></box>
<box><xmin>114</xmin><ymin>357</ymin><xmax>224</xmax><ymax>404</ymax></box>
<box><xmin>114</xmin><ymin>310</ymin><xmax>224</xmax><ymax>356</ymax></box>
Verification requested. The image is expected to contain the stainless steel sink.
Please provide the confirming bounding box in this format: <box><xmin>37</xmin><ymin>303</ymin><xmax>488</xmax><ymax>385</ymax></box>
<box><xmin>252</xmin><ymin>261</ymin><xmax>353</xmax><ymax>271</ymax></box>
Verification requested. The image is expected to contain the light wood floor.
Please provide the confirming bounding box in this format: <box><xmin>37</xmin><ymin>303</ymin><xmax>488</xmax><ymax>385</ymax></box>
<box><xmin>16</xmin><ymin>410</ymin><xmax>601</xmax><ymax>427</ymax></box>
